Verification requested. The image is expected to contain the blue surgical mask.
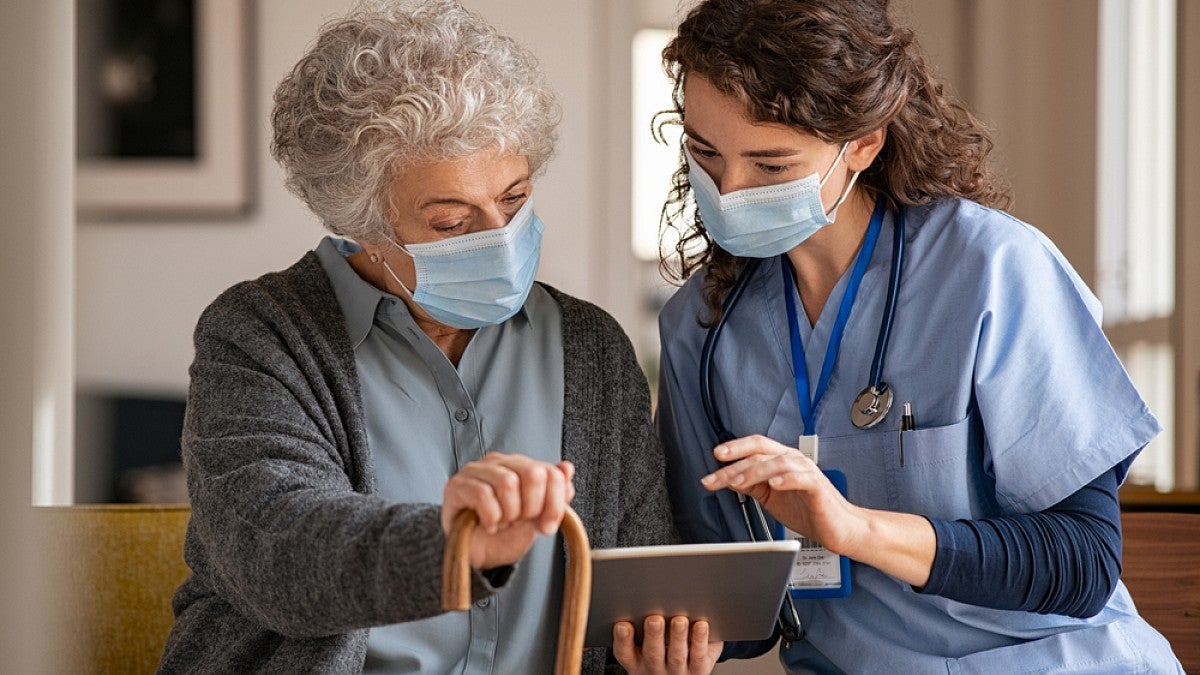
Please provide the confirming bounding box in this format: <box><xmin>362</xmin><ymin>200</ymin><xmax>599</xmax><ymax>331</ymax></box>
<box><xmin>382</xmin><ymin>198</ymin><xmax>543</xmax><ymax>329</ymax></box>
<box><xmin>686</xmin><ymin>143</ymin><xmax>860</xmax><ymax>258</ymax></box>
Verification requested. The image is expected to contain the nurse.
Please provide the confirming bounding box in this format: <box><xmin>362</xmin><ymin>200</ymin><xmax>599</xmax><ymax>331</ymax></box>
<box><xmin>654</xmin><ymin>0</ymin><xmax>1184</xmax><ymax>672</ymax></box>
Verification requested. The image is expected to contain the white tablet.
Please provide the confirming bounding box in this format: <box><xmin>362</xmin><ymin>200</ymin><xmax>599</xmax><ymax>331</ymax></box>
<box><xmin>584</xmin><ymin>540</ymin><xmax>800</xmax><ymax>647</ymax></box>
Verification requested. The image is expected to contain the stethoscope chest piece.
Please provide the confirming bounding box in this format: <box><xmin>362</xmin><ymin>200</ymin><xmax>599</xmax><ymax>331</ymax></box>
<box><xmin>850</xmin><ymin>383</ymin><xmax>893</xmax><ymax>429</ymax></box>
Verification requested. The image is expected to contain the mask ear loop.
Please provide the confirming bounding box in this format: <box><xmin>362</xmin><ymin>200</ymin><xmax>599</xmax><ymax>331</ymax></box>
<box><xmin>378</xmin><ymin>237</ymin><xmax>418</xmax><ymax>297</ymax></box>
<box><xmin>381</xmin><ymin>260</ymin><xmax>416</xmax><ymax>297</ymax></box>
<box><xmin>818</xmin><ymin>142</ymin><xmax>862</xmax><ymax>220</ymax></box>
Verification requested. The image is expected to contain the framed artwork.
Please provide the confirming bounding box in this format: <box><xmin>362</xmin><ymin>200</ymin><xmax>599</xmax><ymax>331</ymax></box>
<box><xmin>76</xmin><ymin>0</ymin><xmax>249</xmax><ymax>217</ymax></box>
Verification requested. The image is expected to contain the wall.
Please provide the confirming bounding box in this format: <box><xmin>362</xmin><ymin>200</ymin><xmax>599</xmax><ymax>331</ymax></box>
<box><xmin>1177</xmin><ymin>0</ymin><xmax>1200</xmax><ymax>489</ymax></box>
<box><xmin>74</xmin><ymin>0</ymin><xmax>1106</xmax><ymax>393</ymax></box>
<box><xmin>967</xmin><ymin>0</ymin><xmax>1100</xmax><ymax>285</ymax></box>
<box><xmin>74</xmin><ymin>0</ymin><xmax>615</xmax><ymax>395</ymax></box>
<box><xmin>899</xmin><ymin>0</ymin><xmax>1100</xmax><ymax>284</ymax></box>
<box><xmin>1</xmin><ymin>0</ymin><xmax>73</xmax><ymax>666</ymax></box>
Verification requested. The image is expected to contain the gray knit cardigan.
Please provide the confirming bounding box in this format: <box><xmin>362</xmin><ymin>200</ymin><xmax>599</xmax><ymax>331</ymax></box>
<box><xmin>157</xmin><ymin>252</ymin><xmax>676</xmax><ymax>673</ymax></box>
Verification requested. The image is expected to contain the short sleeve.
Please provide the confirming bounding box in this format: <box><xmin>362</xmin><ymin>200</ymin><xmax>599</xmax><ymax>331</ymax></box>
<box><xmin>972</xmin><ymin>220</ymin><xmax>1160</xmax><ymax>513</ymax></box>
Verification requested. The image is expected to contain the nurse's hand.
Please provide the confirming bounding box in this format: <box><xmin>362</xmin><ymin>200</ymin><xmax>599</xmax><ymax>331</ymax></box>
<box><xmin>612</xmin><ymin>615</ymin><xmax>722</xmax><ymax>674</ymax></box>
<box><xmin>700</xmin><ymin>435</ymin><xmax>936</xmax><ymax>587</ymax></box>
<box><xmin>700</xmin><ymin>435</ymin><xmax>869</xmax><ymax>557</ymax></box>
<box><xmin>441</xmin><ymin>452</ymin><xmax>575</xmax><ymax>570</ymax></box>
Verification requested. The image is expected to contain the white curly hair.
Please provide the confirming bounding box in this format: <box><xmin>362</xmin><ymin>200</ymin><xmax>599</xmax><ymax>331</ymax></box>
<box><xmin>271</xmin><ymin>0</ymin><xmax>561</xmax><ymax>242</ymax></box>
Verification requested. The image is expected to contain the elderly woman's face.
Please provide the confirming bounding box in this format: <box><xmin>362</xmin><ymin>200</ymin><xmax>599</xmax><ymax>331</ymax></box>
<box><xmin>353</xmin><ymin>148</ymin><xmax>535</xmax><ymax>325</ymax></box>
<box><xmin>388</xmin><ymin>149</ymin><xmax>532</xmax><ymax>245</ymax></box>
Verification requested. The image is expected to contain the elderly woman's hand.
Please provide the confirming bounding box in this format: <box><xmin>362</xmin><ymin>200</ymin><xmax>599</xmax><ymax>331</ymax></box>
<box><xmin>613</xmin><ymin>616</ymin><xmax>722</xmax><ymax>674</ymax></box>
<box><xmin>441</xmin><ymin>452</ymin><xmax>575</xmax><ymax>570</ymax></box>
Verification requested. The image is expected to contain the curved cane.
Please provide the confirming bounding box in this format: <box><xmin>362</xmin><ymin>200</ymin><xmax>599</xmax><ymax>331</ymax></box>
<box><xmin>442</xmin><ymin>507</ymin><xmax>592</xmax><ymax>675</ymax></box>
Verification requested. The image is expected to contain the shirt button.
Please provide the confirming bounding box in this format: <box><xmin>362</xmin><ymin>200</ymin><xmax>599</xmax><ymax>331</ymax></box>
<box><xmin>454</xmin><ymin>408</ymin><xmax>470</xmax><ymax>422</ymax></box>
<box><xmin>476</xmin><ymin>597</ymin><xmax>490</xmax><ymax>608</ymax></box>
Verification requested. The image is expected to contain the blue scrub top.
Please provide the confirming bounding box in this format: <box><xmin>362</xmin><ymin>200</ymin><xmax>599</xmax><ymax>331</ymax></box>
<box><xmin>656</xmin><ymin>198</ymin><xmax>1180</xmax><ymax>673</ymax></box>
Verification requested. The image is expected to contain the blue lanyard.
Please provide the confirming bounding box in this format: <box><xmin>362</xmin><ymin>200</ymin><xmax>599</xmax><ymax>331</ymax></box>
<box><xmin>782</xmin><ymin>197</ymin><xmax>887</xmax><ymax>435</ymax></box>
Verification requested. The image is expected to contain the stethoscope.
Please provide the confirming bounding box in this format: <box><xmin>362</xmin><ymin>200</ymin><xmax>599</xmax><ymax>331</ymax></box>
<box><xmin>700</xmin><ymin>204</ymin><xmax>906</xmax><ymax>440</ymax></box>
<box><xmin>697</xmin><ymin>204</ymin><xmax>905</xmax><ymax>644</ymax></box>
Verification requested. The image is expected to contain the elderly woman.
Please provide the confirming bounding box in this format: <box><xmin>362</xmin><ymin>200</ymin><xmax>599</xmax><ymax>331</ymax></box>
<box><xmin>157</xmin><ymin>2</ymin><xmax>719</xmax><ymax>673</ymax></box>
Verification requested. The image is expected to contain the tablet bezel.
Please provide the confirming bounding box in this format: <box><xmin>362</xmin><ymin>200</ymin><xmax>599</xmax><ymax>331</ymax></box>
<box><xmin>584</xmin><ymin>539</ymin><xmax>800</xmax><ymax>647</ymax></box>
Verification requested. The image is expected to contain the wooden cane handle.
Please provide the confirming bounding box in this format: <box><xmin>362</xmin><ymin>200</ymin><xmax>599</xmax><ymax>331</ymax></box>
<box><xmin>441</xmin><ymin>506</ymin><xmax>591</xmax><ymax>675</ymax></box>
<box><xmin>554</xmin><ymin>507</ymin><xmax>592</xmax><ymax>675</ymax></box>
<box><xmin>441</xmin><ymin>509</ymin><xmax>479</xmax><ymax>612</ymax></box>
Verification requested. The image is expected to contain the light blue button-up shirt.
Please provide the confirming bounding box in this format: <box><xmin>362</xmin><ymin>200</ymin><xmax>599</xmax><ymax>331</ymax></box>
<box><xmin>316</xmin><ymin>236</ymin><xmax>565</xmax><ymax>675</ymax></box>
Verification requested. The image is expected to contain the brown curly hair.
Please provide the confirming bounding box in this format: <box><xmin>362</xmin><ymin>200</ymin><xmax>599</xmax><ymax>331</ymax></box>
<box><xmin>657</xmin><ymin>0</ymin><xmax>1011</xmax><ymax>324</ymax></box>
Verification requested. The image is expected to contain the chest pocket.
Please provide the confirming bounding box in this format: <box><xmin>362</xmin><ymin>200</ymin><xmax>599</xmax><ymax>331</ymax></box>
<box><xmin>816</xmin><ymin>415</ymin><xmax>995</xmax><ymax>521</ymax></box>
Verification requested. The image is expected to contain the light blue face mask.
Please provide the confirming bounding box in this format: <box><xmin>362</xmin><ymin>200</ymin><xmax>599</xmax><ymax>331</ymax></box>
<box><xmin>685</xmin><ymin>142</ymin><xmax>860</xmax><ymax>258</ymax></box>
<box><xmin>382</xmin><ymin>198</ymin><xmax>543</xmax><ymax>329</ymax></box>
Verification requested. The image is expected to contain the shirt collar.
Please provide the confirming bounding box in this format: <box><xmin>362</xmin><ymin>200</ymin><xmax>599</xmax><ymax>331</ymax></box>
<box><xmin>314</xmin><ymin>236</ymin><xmax>533</xmax><ymax>349</ymax></box>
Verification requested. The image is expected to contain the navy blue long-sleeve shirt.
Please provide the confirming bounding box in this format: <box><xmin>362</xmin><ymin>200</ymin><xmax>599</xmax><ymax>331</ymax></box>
<box><xmin>922</xmin><ymin>462</ymin><xmax>1126</xmax><ymax>618</ymax></box>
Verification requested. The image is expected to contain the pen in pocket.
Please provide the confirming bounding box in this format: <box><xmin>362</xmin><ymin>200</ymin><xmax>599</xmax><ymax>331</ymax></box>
<box><xmin>899</xmin><ymin>402</ymin><xmax>915</xmax><ymax>467</ymax></box>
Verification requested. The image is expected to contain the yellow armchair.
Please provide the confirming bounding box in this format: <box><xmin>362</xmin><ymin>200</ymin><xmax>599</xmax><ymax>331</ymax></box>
<box><xmin>38</xmin><ymin>504</ymin><xmax>190</xmax><ymax>675</ymax></box>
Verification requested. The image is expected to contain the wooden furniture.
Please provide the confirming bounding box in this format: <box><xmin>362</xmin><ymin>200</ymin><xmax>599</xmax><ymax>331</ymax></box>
<box><xmin>444</xmin><ymin>507</ymin><xmax>592</xmax><ymax>675</ymax></box>
<box><xmin>1119</xmin><ymin>487</ymin><xmax>1200</xmax><ymax>512</ymax></box>
<box><xmin>1120</xmin><ymin>511</ymin><xmax>1200</xmax><ymax>671</ymax></box>
<box><xmin>37</xmin><ymin>503</ymin><xmax>191</xmax><ymax>675</ymax></box>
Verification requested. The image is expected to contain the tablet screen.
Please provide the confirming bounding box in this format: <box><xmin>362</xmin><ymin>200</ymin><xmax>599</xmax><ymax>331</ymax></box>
<box><xmin>584</xmin><ymin>540</ymin><xmax>799</xmax><ymax>647</ymax></box>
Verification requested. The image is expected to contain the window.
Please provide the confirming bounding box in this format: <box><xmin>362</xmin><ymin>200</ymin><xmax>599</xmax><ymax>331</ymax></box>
<box><xmin>1096</xmin><ymin>0</ymin><xmax>1178</xmax><ymax>491</ymax></box>
<box><xmin>631</xmin><ymin>28</ymin><xmax>680</xmax><ymax>262</ymax></box>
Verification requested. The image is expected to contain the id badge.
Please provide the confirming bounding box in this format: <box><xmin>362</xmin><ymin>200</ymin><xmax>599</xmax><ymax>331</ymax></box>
<box><xmin>779</xmin><ymin>468</ymin><xmax>852</xmax><ymax>599</ymax></box>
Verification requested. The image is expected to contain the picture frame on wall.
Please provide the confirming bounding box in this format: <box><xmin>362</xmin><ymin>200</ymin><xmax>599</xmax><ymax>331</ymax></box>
<box><xmin>76</xmin><ymin>0</ymin><xmax>249</xmax><ymax>217</ymax></box>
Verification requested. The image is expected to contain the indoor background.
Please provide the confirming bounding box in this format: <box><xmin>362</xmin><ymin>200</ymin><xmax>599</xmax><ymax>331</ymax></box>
<box><xmin>2</xmin><ymin>0</ymin><xmax>1196</xmax><ymax>671</ymax></box>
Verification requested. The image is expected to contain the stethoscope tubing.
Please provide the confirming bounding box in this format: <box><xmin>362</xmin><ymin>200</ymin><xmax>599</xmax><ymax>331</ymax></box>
<box><xmin>868</xmin><ymin>208</ymin><xmax>905</xmax><ymax>388</ymax></box>
<box><xmin>701</xmin><ymin>206</ymin><xmax>905</xmax><ymax>441</ymax></box>
<box><xmin>699</xmin><ymin>257</ymin><xmax>762</xmax><ymax>443</ymax></box>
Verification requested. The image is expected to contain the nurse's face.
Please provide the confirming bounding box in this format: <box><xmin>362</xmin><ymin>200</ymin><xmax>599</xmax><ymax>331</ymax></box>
<box><xmin>682</xmin><ymin>74</ymin><xmax>879</xmax><ymax>206</ymax></box>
